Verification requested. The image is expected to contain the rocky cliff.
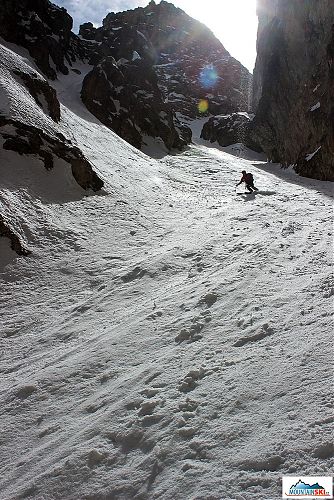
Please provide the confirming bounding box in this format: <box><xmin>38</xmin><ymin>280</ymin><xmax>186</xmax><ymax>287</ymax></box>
<box><xmin>0</xmin><ymin>0</ymin><xmax>85</xmax><ymax>79</ymax></box>
<box><xmin>0</xmin><ymin>0</ymin><xmax>253</xmax><ymax>156</ymax></box>
<box><xmin>81</xmin><ymin>47</ymin><xmax>190</xmax><ymax>151</ymax></box>
<box><xmin>79</xmin><ymin>0</ymin><xmax>252</xmax><ymax>149</ymax></box>
<box><xmin>100</xmin><ymin>1</ymin><xmax>252</xmax><ymax>117</ymax></box>
<box><xmin>251</xmin><ymin>0</ymin><xmax>334</xmax><ymax>181</ymax></box>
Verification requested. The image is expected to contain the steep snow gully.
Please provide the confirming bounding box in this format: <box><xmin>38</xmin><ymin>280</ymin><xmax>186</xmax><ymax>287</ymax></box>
<box><xmin>1</xmin><ymin>59</ymin><xmax>333</xmax><ymax>500</ymax></box>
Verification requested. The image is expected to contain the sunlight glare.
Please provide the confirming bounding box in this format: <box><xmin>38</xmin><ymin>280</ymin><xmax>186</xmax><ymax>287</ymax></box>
<box><xmin>170</xmin><ymin>0</ymin><xmax>258</xmax><ymax>72</ymax></box>
<box><xmin>198</xmin><ymin>99</ymin><xmax>209</xmax><ymax>113</ymax></box>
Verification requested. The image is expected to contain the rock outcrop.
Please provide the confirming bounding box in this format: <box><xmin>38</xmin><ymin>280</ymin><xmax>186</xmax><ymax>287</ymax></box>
<box><xmin>0</xmin><ymin>215</ymin><xmax>31</xmax><ymax>256</ymax></box>
<box><xmin>79</xmin><ymin>0</ymin><xmax>252</xmax><ymax>150</ymax></box>
<box><xmin>0</xmin><ymin>40</ymin><xmax>104</xmax><ymax>254</ymax></box>
<box><xmin>252</xmin><ymin>0</ymin><xmax>334</xmax><ymax>180</ymax></box>
<box><xmin>1</xmin><ymin>117</ymin><xmax>103</xmax><ymax>191</ymax></box>
<box><xmin>0</xmin><ymin>42</ymin><xmax>103</xmax><ymax>192</ymax></box>
<box><xmin>201</xmin><ymin>113</ymin><xmax>262</xmax><ymax>152</ymax></box>
<box><xmin>99</xmin><ymin>1</ymin><xmax>252</xmax><ymax>118</ymax></box>
<box><xmin>0</xmin><ymin>0</ymin><xmax>85</xmax><ymax>79</ymax></box>
<box><xmin>81</xmin><ymin>54</ymin><xmax>189</xmax><ymax>150</ymax></box>
<box><xmin>80</xmin><ymin>16</ymin><xmax>191</xmax><ymax>150</ymax></box>
<box><xmin>13</xmin><ymin>68</ymin><xmax>61</xmax><ymax>123</ymax></box>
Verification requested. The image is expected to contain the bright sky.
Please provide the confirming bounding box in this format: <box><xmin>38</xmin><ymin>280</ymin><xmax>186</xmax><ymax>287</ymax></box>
<box><xmin>53</xmin><ymin>0</ymin><xmax>258</xmax><ymax>72</ymax></box>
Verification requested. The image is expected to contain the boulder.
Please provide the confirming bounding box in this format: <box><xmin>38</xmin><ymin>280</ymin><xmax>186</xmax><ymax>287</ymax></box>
<box><xmin>79</xmin><ymin>22</ymin><xmax>97</xmax><ymax>41</ymax></box>
<box><xmin>201</xmin><ymin>113</ymin><xmax>262</xmax><ymax>151</ymax></box>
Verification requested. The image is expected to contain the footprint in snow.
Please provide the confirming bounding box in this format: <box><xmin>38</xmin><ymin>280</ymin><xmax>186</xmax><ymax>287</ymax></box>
<box><xmin>146</xmin><ymin>311</ymin><xmax>163</xmax><ymax>321</ymax></box>
<box><xmin>139</xmin><ymin>402</ymin><xmax>165</xmax><ymax>427</ymax></box>
<box><xmin>106</xmin><ymin>427</ymin><xmax>156</xmax><ymax>454</ymax></box>
<box><xmin>234</xmin><ymin>323</ymin><xmax>274</xmax><ymax>347</ymax></box>
<box><xmin>178</xmin><ymin>367</ymin><xmax>206</xmax><ymax>393</ymax></box>
<box><xmin>240</xmin><ymin>454</ymin><xmax>283</xmax><ymax>472</ymax></box>
<box><xmin>125</xmin><ymin>379</ymin><xmax>166</xmax><ymax>427</ymax></box>
<box><xmin>174</xmin><ymin>310</ymin><xmax>211</xmax><ymax>344</ymax></box>
<box><xmin>121</xmin><ymin>266</ymin><xmax>146</xmax><ymax>283</ymax></box>
<box><xmin>196</xmin><ymin>292</ymin><xmax>218</xmax><ymax>308</ymax></box>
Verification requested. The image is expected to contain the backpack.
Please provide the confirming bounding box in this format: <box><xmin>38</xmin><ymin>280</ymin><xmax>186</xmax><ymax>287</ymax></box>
<box><xmin>245</xmin><ymin>173</ymin><xmax>253</xmax><ymax>184</ymax></box>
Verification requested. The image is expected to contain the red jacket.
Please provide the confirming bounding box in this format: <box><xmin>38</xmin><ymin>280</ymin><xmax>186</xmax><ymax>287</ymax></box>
<box><xmin>239</xmin><ymin>173</ymin><xmax>253</xmax><ymax>185</ymax></box>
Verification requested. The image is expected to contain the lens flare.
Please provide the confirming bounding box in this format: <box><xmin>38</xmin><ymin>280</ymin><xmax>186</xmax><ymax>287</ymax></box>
<box><xmin>198</xmin><ymin>99</ymin><xmax>209</xmax><ymax>113</ymax></box>
<box><xmin>199</xmin><ymin>65</ymin><xmax>218</xmax><ymax>88</ymax></box>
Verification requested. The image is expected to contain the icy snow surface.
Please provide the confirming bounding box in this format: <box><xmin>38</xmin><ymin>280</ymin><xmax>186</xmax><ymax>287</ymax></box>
<box><xmin>0</xmin><ymin>57</ymin><xmax>333</xmax><ymax>500</ymax></box>
<box><xmin>0</xmin><ymin>42</ymin><xmax>55</xmax><ymax>133</ymax></box>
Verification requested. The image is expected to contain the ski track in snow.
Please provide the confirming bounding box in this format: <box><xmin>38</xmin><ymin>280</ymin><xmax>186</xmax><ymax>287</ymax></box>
<box><xmin>0</xmin><ymin>59</ymin><xmax>334</xmax><ymax>500</ymax></box>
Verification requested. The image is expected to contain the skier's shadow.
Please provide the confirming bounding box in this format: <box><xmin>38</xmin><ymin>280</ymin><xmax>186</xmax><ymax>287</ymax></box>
<box><xmin>239</xmin><ymin>193</ymin><xmax>256</xmax><ymax>201</ymax></box>
<box><xmin>237</xmin><ymin>190</ymin><xmax>276</xmax><ymax>201</ymax></box>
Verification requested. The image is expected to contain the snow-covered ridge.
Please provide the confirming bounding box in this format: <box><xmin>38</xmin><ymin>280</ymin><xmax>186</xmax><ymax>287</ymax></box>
<box><xmin>0</xmin><ymin>41</ymin><xmax>104</xmax><ymax>254</ymax></box>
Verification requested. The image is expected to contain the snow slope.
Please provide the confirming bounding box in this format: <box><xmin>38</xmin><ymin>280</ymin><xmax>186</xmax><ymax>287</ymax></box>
<box><xmin>1</xmin><ymin>51</ymin><xmax>333</xmax><ymax>500</ymax></box>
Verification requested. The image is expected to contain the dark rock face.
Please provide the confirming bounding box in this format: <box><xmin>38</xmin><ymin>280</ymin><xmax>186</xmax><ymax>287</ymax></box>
<box><xmin>13</xmin><ymin>69</ymin><xmax>60</xmax><ymax>122</ymax></box>
<box><xmin>0</xmin><ymin>215</ymin><xmax>31</xmax><ymax>256</ymax></box>
<box><xmin>79</xmin><ymin>0</ymin><xmax>252</xmax><ymax>150</ymax></box>
<box><xmin>252</xmin><ymin>0</ymin><xmax>334</xmax><ymax>180</ymax></box>
<box><xmin>1</xmin><ymin>117</ymin><xmax>103</xmax><ymax>192</ymax></box>
<box><xmin>100</xmin><ymin>1</ymin><xmax>252</xmax><ymax>118</ymax></box>
<box><xmin>0</xmin><ymin>0</ymin><xmax>85</xmax><ymax>79</ymax></box>
<box><xmin>81</xmin><ymin>54</ymin><xmax>189</xmax><ymax>150</ymax></box>
<box><xmin>201</xmin><ymin>113</ymin><xmax>262</xmax><ymax>151</ymax></box>
<box><xmin>80</xmin><ymin>18</ymin><xmax>192</xmax><ymax>151</ymax></box>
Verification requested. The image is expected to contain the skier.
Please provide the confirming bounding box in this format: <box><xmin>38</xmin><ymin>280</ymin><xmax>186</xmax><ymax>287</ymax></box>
<box><xmin>236</xmin><ymin>170</ymin><xmax>258</xmax><ymax>193</ymax></box>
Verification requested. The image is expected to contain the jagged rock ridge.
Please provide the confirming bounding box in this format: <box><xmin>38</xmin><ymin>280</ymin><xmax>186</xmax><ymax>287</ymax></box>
<box><xmin>251</xmin><ymin>0</ymin><xmax>334</xmax><ymax>181</ymax></box>
<box><xmin>0</xmin><ymin>0</ymin><xmax>252</xmax><ymax>154</ymax></box>
<box><xmin>82</xmin><ymin>0</ymin><xmax>252</xmax><ymax>118</ymax></box>
<box><xmin>0</xmin><ymin>0</ymin><xmax>85</xmax><ymax>79</ymax></box>
<box><xmin>79</xmin><ymin>1</ymin><xmax>251</xmax><ymax>149</ymax></box>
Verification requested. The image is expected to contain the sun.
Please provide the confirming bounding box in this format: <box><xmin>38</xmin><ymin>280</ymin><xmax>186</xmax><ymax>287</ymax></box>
<box><xmin>170</xmin><ymin>0</ymin><xmax>258</xmax><ymax>72</ymax></box>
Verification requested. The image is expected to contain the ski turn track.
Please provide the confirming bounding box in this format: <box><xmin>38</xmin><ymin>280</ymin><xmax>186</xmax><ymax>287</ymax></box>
<box><xmin>1</xmin><ymin>62</ymin><xmax>333</xmax><ymax>500</ymax></box>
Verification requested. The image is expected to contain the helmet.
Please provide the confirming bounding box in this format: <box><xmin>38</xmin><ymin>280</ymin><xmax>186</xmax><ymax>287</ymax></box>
<box><xmin>242</xmin><ymin>170</ymin><xmax>246</xmax><ymax>174</ymax></box>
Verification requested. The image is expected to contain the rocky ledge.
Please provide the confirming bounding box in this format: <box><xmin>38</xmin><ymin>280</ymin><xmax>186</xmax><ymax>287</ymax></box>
<box><xmin>0</xmin><ymin>215</ymin><xmax>31</xmax><ymax>256</ymax></box>
<box><xmin>1</xmin><ymin>117</ymin><xmax>103</xmax><ymax>192</ymax></box>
